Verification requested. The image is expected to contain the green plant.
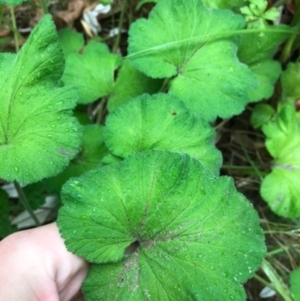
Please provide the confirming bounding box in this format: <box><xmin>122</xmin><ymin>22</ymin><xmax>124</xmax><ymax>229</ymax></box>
<box><xmin>1</xmin><ymin>0</ymin><xmax>299</xmax><ymax>299</ymax></box>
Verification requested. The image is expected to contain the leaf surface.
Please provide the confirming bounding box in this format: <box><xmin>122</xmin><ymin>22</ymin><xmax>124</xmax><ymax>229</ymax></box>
<box><xmin>58</xmin><ymin>28</ymin><xmax>84</xmax><ymax>56</ymax></box>
<box><xmin>260</xmin><ymin>104</ymin><xmax>300</xmax><ymax>217</ymax></box>
<box><xmin>281</xmin><ymin>62</ymin><xmax>300</xmax><ymax>102</ymax></box>
<box><xmin>105</xmin><ymin>93</ymin><xmax>222</xmax><ymax>175</ymax></box>
<box><xmin>108</xmin><ymin>59</ymin><xmax>162</xmax><ymax>111</ymax></box>
<box><xmin>0</xmin><ymin>15</ymin><xmax>81</xmax><ymax>184</ymax></box>
<box><xmin>58</xmin><ymin>151</ymin><xmax>265</xmax><ymax>301</ymax></box>
<box><xmin>128</xmin><ymin>0</ymin><xmax>257</xmax><ymax>121</ymax></box>
<box><xmin>238</xmin><ymin>27</ymin><xmax>289</xmax><ymax>102</ymax></box>
<box><xmin>45</xmin><ymin>125</ymin><xmax>109</xmax><ymax>192</ymax></box>
<box><xmin>0</xmin><ymin>188</ymin><xmax>16</xmax><ymax>238</ymax></box>
<box><xmin>62</xmin><ymin>41</ymin><xmax>121</xmax><ymax>104</ymax></box>
<box><xmin>250</xmin><ymin>104</ymin><xmax>275</xmax><ymax>129</ymax></box>
<box><xmin>290</xmin><ymin>268</ymin><xmax>300</xmax><ymax>301</ymax></box>
<box><xmin>0</xmin><ymin>0</ymin><xmax>26</xmax><ymax>4</ymax></box>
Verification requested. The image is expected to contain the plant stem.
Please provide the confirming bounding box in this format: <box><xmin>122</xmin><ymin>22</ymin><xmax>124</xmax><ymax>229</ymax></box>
<box><xmin>253</xmin><ymin>274</ymin><xmax>273</xmax><ymax>288</ymax></box>
<box><xmin>39</xmin><ymin>0</ymin><xmax>48</xmax><ymax>14</ymax></box>
<box><xmin>273</xmin><ymin>0</ymin><xmax>289</xmax><ymax>8</ymax></box>
<box><xmin>14</xmin><ymin>181</ymin><xmax>41</xmax><ymax>227</ymax></box>
<box><xmin>261</xmin><ymin>259</ymin><xmax>293</xmax><ymax>301</ymax></box>
<box><xmin>112</xmin><ymin>0</ymin><xmax>127</xmax><ymax>53</ymax></box>
<box><xmin>159</xmin><ymin>78</ymin><xmax>170</xmax><ymax>92</ymax></box>
<box><xmin>9</xmin><ymin>6</ymin><xmax>19</xmax><ymax>52</ymax></box>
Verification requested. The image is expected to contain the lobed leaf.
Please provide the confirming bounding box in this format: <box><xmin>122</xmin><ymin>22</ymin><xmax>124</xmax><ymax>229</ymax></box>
<box><xmin>105</xmin><ymin>93</ymin><xmax>222</xmax><ymax>175</ymax></box>
<box><xmin>0</xmin><ymin>15</ymin><xmax>82</xmax><ymax>184</ymax></box>
<box><xmin>128</xmin><ymin>0</ymin><xmax>257</xmax><ymax>121</ymax></box>
<box><xmin>44</xmin><ymin>125</ymin><xmax>109</xmax><ymax>193</ymax></box>
<box><xmin>250</xmin><ymin>104</ymin><xmax>275</xmax><ymax>129</ymax></box>
<box><xmin>62</xmin><ymin>41</ymin><xmax>122</xmax><ymax>104</ymax></box>
<box><xmin>281</xmin><ymin>62</ymin><xmax>300</xmax><ymax>103</ymax></box>
<box><xmin>237</xmin><ymin>26</ymin><xmax>289</xmax><ymax>102</ymax></box>
<box><xmin>260</xmin><ymin>104</ymin><xmax>300</xmax><ymax>217</ymax></box>
<box><xmin>108</xmin><ymin>59</ymin><xmax>162</xmax><ymax>111</ymax></box>
<box><xmin>58</xmin><ymin>28</ymin><xmax>84</xmax><ymax>57</ymax></box>
<box><xmin>58</xmin><ymin>151</ymin><xmax>266</xmax><ymax>301</ymax></box>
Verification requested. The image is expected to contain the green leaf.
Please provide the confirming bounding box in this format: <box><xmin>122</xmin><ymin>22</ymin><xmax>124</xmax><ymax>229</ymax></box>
<box><xmin>290</xmin><ymin>268</ymin><xmax>300</xmax><ymax>301</ymax></box>
<box><xmin>202</xmin><ymin>0</ymin><xmax>246</xmax><ymax>9</ymax></box>
<box><xmin>45</xmin><ymin>125</ymin><xmax>109</xmax><ymax>193</ymax></box>
<box><xmin>0</xmin><ymin>15</ymin><xmax>82</xmax><ymax>184</ymax></box>
<box><xmin>250</xmin><ymin>104</ymin><xmax>275</xmax><ymax>129</ymax></box>
<box><xmin>261</xmin><ymin>168</ymin><xmax>300</xmax><ymax>218</ymax></box>
<box><xmin>281</xmin><ymin>62</ymin><xmax>300</xmax><ymax>102</ymax></box>
<box><xmin>136</xmin><ymin>0</ymin><xmax>158</xmax><ymax>9</ymax></box>
<box><xmin>105</xmin><ymin>93</ymin><xmax>222</xmax><ymax>175</ymax></box>
<box><xmin>0</xmin><ymin>0</ymin><xmax>26</xmax><ymax>5</ymax></box>
<box><xmin>248</xmin><ymin>60</ymin><xmax>281</xmax><ymax>102</ymax></box>
<box><xmin>62</xmin><ymin>41</ymin><xmax>122</xmax><ymax>104</ymax></box>
<box><xmin>58</xmin><ymin>151</ymin><xmax>265</xmax><ymax>301</ymax></box>
<box><xmin>128</xmin><ymin>0</ymin><xmax>257</xmax><ymax>121</ymax></box>
<box><xmin>260</xmin><ymin>104</ymin><xmax>300</xmax><ymax>217</ymax></box>
<box><xmin>240</xmin><ymin>0</ymin><xmax>279</xmax><ymax>28</ymax></box>
<box><xmin>238</xmin><ymin>26</ymin><xmax>289</xmax><ymax>102</ymax></box>
<box><xmin>0</xmin><ymin>188</ymin><xmax>16</xmax><ymax>238</ymax></box>
<box><xmin>108</xmin><ymin>59</ymin><xmax>162</xmax><ymax>111</ymax></box>
<box><xmin>58</xmin><ymin>28</ymin><xmax>84</xmax><ymax>56</ymax></box>
<box><xmin>23</xmin><ymin>182</ymin><xmax>49</xmax><ymax>210</ymax></box>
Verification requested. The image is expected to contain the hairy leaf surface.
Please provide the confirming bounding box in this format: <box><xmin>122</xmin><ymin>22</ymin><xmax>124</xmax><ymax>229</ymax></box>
<box><xmin>128</xmin><ymin>0</ymin><xmax>256</xmax><ymax>121</ymax></box>
<box><xmin>58</xmin><ymin>151</ymin><xmax>265</xmax><ymax>301</ymax></box>
<box><xmin>0</xmin><ymin>15</ymin><xmax>81</xmax><ymax>184</ymax></box>
<box><xmin>105</xmin><ymin>93</ymin><xmax>222</xmax><ymax>175</ymax></box>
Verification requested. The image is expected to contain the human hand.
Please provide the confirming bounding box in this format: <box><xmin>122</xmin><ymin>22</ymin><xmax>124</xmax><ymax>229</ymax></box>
<box><xmin>0</xmin><ymin>223</ymin><xmax>89</xmax><ymax>301</ymax></box>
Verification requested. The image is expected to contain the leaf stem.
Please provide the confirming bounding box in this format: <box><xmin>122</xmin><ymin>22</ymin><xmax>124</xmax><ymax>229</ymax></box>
<box><xmin>261</xmin><ymin>259</ymin><xmax>293</xmax><ymax>301</ymax></box>
<box><xmin>273</xmin><ymin>0</ymin><xmax>289</xmax><ymax>8</ymax></box>
<box><xmin>112</xmin><ymin>0</ymin><xmax>127</xmax><ymax>53</ymax></box>
<box><xmin>159</xmin><ymin>78</ymin><xmax>170</xmax><ymax>92</ymax></box>
<box><xmin>39</xmin><ymin>0</ymin><xmax>48</xmax><ymax>14</ymax></box>
<box><xmin>253</xmin><ymin>274</ymin><xmax>273</xmax><ymax>288</ymax></box>
<box><xmin>9</xmin><ymin>6</ymin><xmax>19</xmax><ymax>52</ymax></box>
<box><xmin>14</xmin><ymin>181</ymin><xmax>41</xmax><ymax>227</ymax></box>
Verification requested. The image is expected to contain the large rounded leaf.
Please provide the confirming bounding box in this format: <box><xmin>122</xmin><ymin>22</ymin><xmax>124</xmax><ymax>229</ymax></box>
<box><xmin>0</xmin><ymin>15</ymin><xmax>81</xmax><ymax>184</ymax></box>
<box><xmin>58</xmin><ymin>151</ymin><xmax>266</xmax><ymax>301</ymax></box>
<box><xmin>128</xmin><ymin>0</ymin><xmax>257</xmax><ymax>121</ymax></box>
<box><xmin>105</xmin><ymin>93</ymin><xmax>222</xmax><ymax>175</ymax></box>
